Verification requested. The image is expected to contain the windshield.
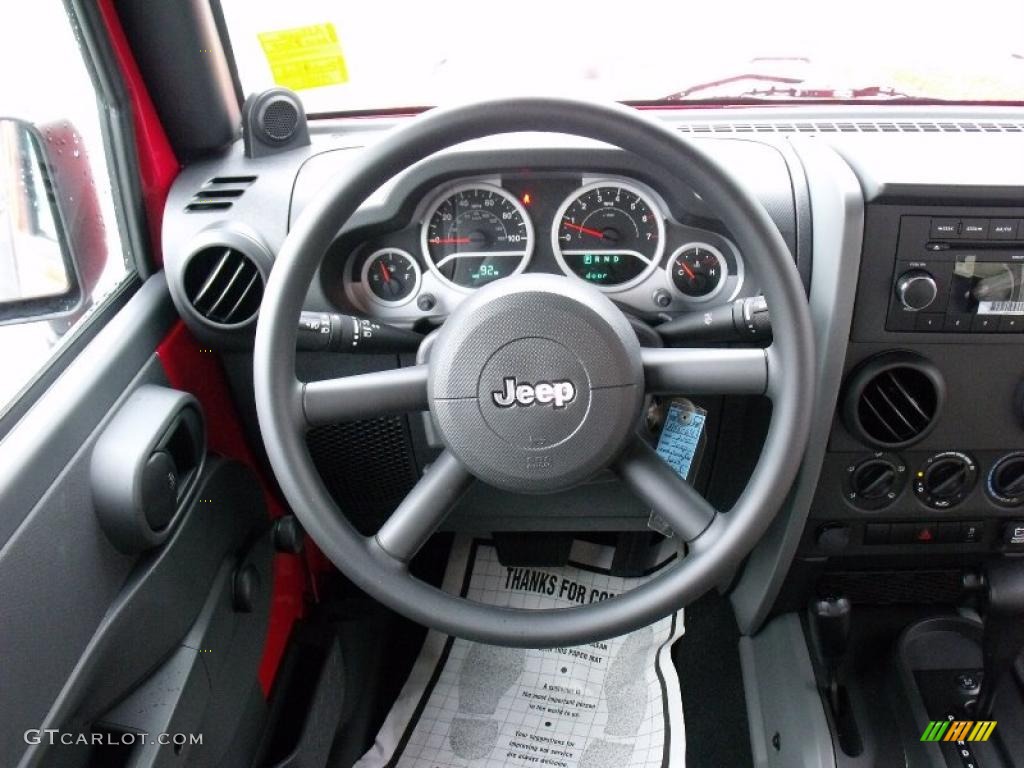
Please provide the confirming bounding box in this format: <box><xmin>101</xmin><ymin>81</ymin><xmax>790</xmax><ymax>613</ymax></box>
<box><xmin>221</xmin><ymin>0</ymin><xmax>1024</xmax><ymax>114</ymax></box>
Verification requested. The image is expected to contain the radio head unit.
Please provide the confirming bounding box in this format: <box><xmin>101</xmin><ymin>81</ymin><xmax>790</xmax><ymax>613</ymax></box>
<box><xmin>887</xmin><ymin>215</ymin><xmax>1024</xmax><ymax>333</ymax></box>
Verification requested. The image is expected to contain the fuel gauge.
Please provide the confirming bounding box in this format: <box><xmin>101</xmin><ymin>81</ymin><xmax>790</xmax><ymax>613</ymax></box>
<box><xmin>668</xmin><ymin>243</ymin><xmax>728</xmax><ymax>301</ymax></box>
<box><xmin>362</xmin><ymin>248</ymin><xmax>421</xmax><ymax>307</ymax></box>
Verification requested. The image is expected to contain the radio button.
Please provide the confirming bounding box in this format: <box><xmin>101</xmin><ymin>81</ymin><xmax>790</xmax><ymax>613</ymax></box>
<box><xmin>886</xmin><ymin>309</ymin><xmax>917</xmax><ymax>332</ymax></box>
<box><xmin>915</xmin><ymin>313</ymin><xmax>944</xmax><ymax>331</ymax></box>
<box><xmin>929</xmin><ymin>218</ymin><xmax>960</xmax><ymax>239</ymax></box>
<box><xmin>943</xmin><ymin>314</ymin><xmax>972</xmax><ymax>332</ymax></box>
<box><xmin>999</xmin><ymin>316</ymin><xmax>1024</xmax><ymax>332</ymax></box>
<box><xmin>990</xmin><ymin>219</ymin><xmax>1019</xmax><ymax>240</ymax></box>
<box><xmin>961</xmin><ymin>219</ymin><xmax>990</xmax><ymax>239</ymax></box>
<box><xmin>971</xmin><ymin>315</ymin><xmax>999</xmax><ymax>332</ymax></box>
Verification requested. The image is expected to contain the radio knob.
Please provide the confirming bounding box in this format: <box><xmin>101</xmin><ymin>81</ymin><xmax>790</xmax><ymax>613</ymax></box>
<box><xmin>896</xmin><ymin>270</ymin><xmax>938</xmax><ymax>311</ymax></box>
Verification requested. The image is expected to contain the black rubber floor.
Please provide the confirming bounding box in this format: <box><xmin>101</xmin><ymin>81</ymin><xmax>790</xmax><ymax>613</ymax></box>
<box><xmin>673</xmin><ymin>592</ymin><xmax>753</xmax><ymax>767</ymax></box>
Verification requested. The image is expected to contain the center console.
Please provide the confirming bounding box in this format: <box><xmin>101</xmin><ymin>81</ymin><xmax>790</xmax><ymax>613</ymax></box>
<box><xmin>802</xmin><ymin>204</ymin><xmax>1024</xmax><ymax>564</ymax></box>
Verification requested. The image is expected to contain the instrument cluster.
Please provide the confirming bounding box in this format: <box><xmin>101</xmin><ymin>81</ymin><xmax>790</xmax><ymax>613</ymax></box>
<box><xmin>340</xmin><ymin>174</ymin><xmax>746</xmax><ymax>321</ymax></box>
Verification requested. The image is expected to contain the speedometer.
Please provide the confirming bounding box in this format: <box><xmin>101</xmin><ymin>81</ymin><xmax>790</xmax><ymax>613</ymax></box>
<box><xmin>421</xmin><ymin>183</ymin><xmax>533</xmax><ymax>290</ymax></box>
<box><xmin>552</xmin><ymin>181</ymin><xmax>664</xmax><ymax>290</ymax></box>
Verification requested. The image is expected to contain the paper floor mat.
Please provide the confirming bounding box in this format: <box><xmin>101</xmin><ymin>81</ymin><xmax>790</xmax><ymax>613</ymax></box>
<box><xmin>356</xmin><ymin>537</ymin><xmax>686</xmax><ymax>768</ymax></box>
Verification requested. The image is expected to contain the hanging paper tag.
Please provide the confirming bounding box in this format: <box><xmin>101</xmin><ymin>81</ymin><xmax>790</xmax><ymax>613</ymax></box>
<box><xmin>655</xmin><ymin>399</ymin><xmax>707</xmax><ymax>482</ymax></box>
<box><xmin>649</xmin><ymin>399</ymin><xmax>707</xmax><ymax>536</ymax></box>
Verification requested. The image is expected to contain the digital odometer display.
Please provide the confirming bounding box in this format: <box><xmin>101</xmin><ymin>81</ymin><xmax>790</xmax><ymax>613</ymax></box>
<box><xmin>552</xmin><ymin>182</ymin><xmax>664</xmax><ymax>290</ymax></box>
<box><xmin>421</xmin><ymin>184</ymin><xmax>533</xmax><ymax>289</ymax></box>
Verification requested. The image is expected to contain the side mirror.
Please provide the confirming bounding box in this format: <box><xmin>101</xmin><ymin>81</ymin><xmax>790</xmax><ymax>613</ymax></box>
<box><xmin>0</xmin><ymin>118</ymin><xmax>108</xmax><ymax>326</ymax></box>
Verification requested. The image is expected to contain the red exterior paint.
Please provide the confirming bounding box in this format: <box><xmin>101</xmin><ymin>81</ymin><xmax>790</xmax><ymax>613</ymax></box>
<box><xmin>96</xmin><ymin>0</ymin><xmax>179</xmax><ymax>266</ymax></box>
<box><xmin>156</xmin><ymin>322</ymin><xmax>306</xmax><ymax>696</ymax></box>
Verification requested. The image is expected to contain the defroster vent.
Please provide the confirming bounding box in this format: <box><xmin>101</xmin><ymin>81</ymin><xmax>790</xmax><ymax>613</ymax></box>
<box><xmin>185</xmin><ymin>175</ymin><xmax>257</xmax><ymax>213</ymax></box>
<box><xmin>843</xmin><ymin>352</ymin><xmax>945</xmax><ymax>449</ymax></box>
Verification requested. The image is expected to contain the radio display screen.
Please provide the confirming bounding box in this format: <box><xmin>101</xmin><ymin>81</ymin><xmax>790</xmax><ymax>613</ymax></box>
<box><xmin>951</xmin><ymin>259</ymin><xmax>1024</xmax><ymax>315</ymax></box>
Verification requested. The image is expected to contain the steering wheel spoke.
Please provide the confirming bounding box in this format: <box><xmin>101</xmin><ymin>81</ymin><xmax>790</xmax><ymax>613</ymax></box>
<box><xmin>614</xmin><ymin>436</ymin><xmax>718</xmax><ymax>541</ymax></box>
<box><xmin>301</xmin><ymin>364</ymin><xmax>430</xmax><ymax>427</ymax></box>
<box><xmin>374</xmin><ymin>450</ymin><xmax>474</xmax><ymax>562</ymax></box>
<box><xmin>642</xmin><ymin>346</ymin><xmax>769</xmax><ymax>397</ymax></box>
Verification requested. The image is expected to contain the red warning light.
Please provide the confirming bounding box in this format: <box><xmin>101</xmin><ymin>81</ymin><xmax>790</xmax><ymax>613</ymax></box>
<box><xmin>522</xmin><ymin>193</ymin><xmax>532</xmax><ymax>206</ymax></box>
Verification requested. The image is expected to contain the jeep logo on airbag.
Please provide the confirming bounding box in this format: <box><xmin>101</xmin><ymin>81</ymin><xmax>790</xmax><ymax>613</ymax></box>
<box><xmin>491</xmin><ymin>377</ymin><xmax>577</xmax><ymax>409</ymax></box>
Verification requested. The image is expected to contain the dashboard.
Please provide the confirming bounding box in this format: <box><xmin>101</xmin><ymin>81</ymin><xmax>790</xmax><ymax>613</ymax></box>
<box><xmin>162</xmin><ymin>137</ymin><xmax>800</xmax><ymax>344</ymax></box>
<box><xmin>334</xmin><ymin>173</ymin><xmax>745</xmax><ymax>322</ymax></box>
<box><xmin>158</xmin><ymin>104</ymin><xmax>1024</xmax><ymax>633</ymax></box>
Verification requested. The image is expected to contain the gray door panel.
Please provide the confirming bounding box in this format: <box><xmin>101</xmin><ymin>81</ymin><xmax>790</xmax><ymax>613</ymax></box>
<box><xmin>0</xmin><ymin>274</ymin><xmax>273</xmax><ymax>766</ymax></box>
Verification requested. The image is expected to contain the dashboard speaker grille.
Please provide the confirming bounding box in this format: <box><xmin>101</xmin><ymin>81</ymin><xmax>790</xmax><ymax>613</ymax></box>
<box><xmin>306</xmin><ymin>416</ymin><xmax>419</xmax><ymax>535</ymax></box>
<box><xmin>182</xmin><ymin>246</ymin><xmax>264</xmax><ymax>326</ymax></box>
<box><xmin>262</xmin><ymin>99</ymin><xmax>300</xmax><ymax>141</ymax></box>
<box><xmin>843</xmin><ymin>352</ymin><xmax>944</xmax><ymax>449</ymax></box>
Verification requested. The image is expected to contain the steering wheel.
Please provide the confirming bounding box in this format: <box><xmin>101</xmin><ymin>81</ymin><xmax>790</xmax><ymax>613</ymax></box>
<box><xmin>254</xmin><ymin>98</ymin><xmax>814</xmax><ymax>647</ymax></box>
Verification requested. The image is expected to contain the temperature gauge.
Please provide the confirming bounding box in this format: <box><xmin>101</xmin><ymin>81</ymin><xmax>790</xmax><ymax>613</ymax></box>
<box><xmin>668</xmin><ymin>243</ymin><xmax>728</xmax><ymax>301</ymax></box>
<box><xmin>362</xmin><ymin>248</ymin><xmax>421</xmax><ymax>306</ymax></box>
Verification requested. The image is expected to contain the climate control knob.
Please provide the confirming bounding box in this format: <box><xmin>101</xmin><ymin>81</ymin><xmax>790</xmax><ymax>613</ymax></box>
<box><xmin>914</xmin><ymin>451</ymin><xmax>977</xmax><ymax>508</ymax></box>
<box><xmin>896</xmin><ymin>270</ymin><xmax>938</xmax><ymax>311</ymax></box>
<box><xmin>988</xmin><ymin>452</ymin><xmax>1024</xmax><ymax>506</ymax></box>
<box><xmin>844</xmin><ymin>453</ymin><xmax>906</xmax><ymax>509</ymax></box>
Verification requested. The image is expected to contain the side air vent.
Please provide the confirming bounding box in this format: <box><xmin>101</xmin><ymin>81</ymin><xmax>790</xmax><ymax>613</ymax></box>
<box><xmin>842</xmin><ymin>352</ymin><xmax>945</xmax><ymax>449</ymax></box>
<box><xmin>182</xmin><ymin>244</ymin><xmax>265</xmax><ymax>327</ymax></box>
<box><xmin>678</xmin><ymin>120</ymin><xmax>1024</xmax><ymax>135</ymax></box>
<box><xmin>185</xmin><ymin>175</ymin><xmax>258</xmax><ymax>213</ymax></box>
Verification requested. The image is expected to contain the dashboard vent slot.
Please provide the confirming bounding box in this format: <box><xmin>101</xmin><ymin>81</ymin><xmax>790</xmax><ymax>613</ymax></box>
<box><xmin>842</xmin><ymin>352</ymin><xmax>944</xmax><ymax>449</ymax></box>
<box><xmin>185</xmin><ymin>175</ymin><xmax>258</xmax><ymax>213</ymax></box>
<box><xmin>678</xmin><ymin>119</ymin><xmax>1024</xmax><ymax>135</ymax></box>
<box><xmin>182</xmin><ymin>245</ymin><xmax>264</xmax><ymax>326</ymax></box>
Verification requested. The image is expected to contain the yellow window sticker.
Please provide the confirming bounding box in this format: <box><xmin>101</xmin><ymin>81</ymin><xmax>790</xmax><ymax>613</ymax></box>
<box><xmin>257</xmin><ymin>23</ymin><xmax>349</xmax><ymax>91</ymax></box>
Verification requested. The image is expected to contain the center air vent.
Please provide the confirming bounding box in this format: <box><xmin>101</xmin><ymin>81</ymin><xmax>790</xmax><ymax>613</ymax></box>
<box><xmin>842</xmin><ymin>352</ymin><xmax>944</xmax><ymax>449</ymax></box>
<box><xmin>182</xmin><ymin>245</ymin><xmax>264</xmax><ymax>327</ymax></box>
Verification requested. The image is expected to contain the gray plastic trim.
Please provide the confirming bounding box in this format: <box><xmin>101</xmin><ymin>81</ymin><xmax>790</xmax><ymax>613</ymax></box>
<box><xmin>301</xmin><ymin>365</ymin><xmax>428</xmax><ymax>426</ymax></box>
<box><xmin>90</xmin><ymin>384</ymin><xmax>204</xmax><ymax>553</ymax></box>
<box><xmin>730</xmin><ymin>137</ymin><xmax>865</xmax><ymax>634</ymax></box>
<box><xmin>740</xmin><ymin>613</ymin><xmax>836</xmax><ymax>768</ymax></box>
<box><xmin>642</xmin><ymin>347</ymin><xmax>768</xmax><ymax>395</ymax></box>
<box><xmin>0</xmin><ymin>274</ymin><xmax>176</xmax><ymax>547</ymax></box>
<box><xmin>375</xmin><ymin>451</ymin><xmax>473</xmax><ymax>561</ymax></box>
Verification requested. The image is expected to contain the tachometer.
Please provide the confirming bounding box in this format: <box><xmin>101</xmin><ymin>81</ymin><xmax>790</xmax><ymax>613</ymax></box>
<box><xmin>552</xmin><ymin>181</ymin><xmax>664</xmax><ymax>290</ymax></box>
<box><xmin>421</xmin><ymin>183</ymin><xmax>533</xmax><ymax>290</ymax></box>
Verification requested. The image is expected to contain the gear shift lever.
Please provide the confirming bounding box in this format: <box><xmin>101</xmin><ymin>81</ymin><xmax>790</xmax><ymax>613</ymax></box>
<box><xmin>976</xmin><ymin>559</ymin><xmax>1024</xmax><ymax>718</ymax></box>
<box><xmin>812</xmin><ymin>596</ymin><xmax>852</xmax><ymax>714</ymax></box>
